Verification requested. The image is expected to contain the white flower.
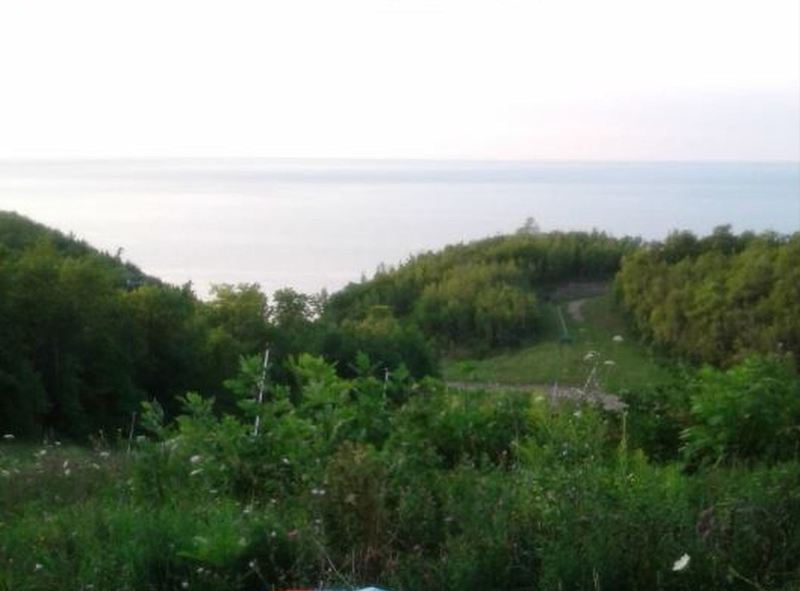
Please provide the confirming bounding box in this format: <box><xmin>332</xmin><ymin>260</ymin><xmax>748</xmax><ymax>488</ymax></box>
<box><xmin>2</xmin><ymin>434</ymin><xmax>14</xmax><ymax>440</ymax></box>
<box><xmin>248</xmin><ymin>559</ymin><xmax>257</xmax><ymax>570</ymax></box>
<box><xmin>583</xmin><ymin>351</ymin><xmax>599</xmax><ymax>362</ymax></box>
<box><xmin>672</xmin><ymin>553</ymin><xmax>690</xmax><ymax>572</ymax></box>
<box><xmin>0</xmin><ymin>469</ymin><xmax>10</xmax><ymax>478</ymax></box>
<box><xmin>189</xmin><ymin>455</ymin><xmax>203</xmax><ymax>464</ymax></box>
<box><xmin>281</xmin><ymin>457</ymin><xmax>290</xmax><ymax>465</ymax></box>
<box><xmin>64</xmin><ymin>468</ymin><xmax>71</xmax><ymax>477</ymax></box>
<box><xmin>54</xmin><ymin>440</ymin><xmax>61</xmax><ymax>446</ymax></box>
<box><xmin>189</xmin><ymin>469</ymin><xmax>203</xmax><ymax>477</ymax></box>
<box><xmin>603</xmin><ymin>360</ymin><xmax>616</xmax><ymax>366</ymax></box>
<box><xmin>612</xmin><ymin>335</ymin><xmax>624</xmax><ymax>343</ymax></box>
<box><xmin>34</xmin><ymin>563</ymin><xmax>44</xmax><ymax>572</ymax></box>
<box><xmin>99</xmin><ymin>451</ymin><xmax>110</xmax><ymax>459</ymax></box>
<box><xmin>181</xmin><ymin>581</ymin><xmax>189</xmax><ymax>589</ymax></box>
<box><xmin>62</xmin><ymin>460</ymin><xmax>69</xmax><ymax>469</ymax></box>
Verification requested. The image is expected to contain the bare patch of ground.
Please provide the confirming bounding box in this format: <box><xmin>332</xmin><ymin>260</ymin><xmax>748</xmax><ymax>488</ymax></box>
<box><xmin>446</xmin><ymin>381</ymin><xmax>626</xmax><ymax>412</ymax></box>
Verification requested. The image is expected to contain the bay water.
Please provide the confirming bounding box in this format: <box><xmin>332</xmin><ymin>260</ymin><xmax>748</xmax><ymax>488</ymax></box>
<box><xmin>0</xmin><ymin>159</ymin><xmax>797</xmax><ymax>297</ymax></box>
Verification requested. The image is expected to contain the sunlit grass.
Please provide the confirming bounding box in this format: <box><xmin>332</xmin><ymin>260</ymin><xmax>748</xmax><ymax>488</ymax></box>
<box><xmin>443</xmin><ymin>293</ymin><xmax>673</xmax><ymax>392</ymax></box>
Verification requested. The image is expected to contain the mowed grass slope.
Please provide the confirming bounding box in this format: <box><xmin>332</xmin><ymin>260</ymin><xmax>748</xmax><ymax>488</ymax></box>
<box><xmin>443</xmin><ymin>291</ymin><xmax>673</xmax><ymax>393</ymax></box>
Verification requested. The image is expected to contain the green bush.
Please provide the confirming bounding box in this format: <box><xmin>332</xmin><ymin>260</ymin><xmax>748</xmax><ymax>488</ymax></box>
<box><xmin>682</xmin><ymin>356</ymin><xmax>800</xmax><ymax>465</ymax></box>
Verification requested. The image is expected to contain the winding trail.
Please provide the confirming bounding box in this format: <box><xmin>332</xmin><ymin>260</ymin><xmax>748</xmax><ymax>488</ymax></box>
<box><xmin>446</xmin><ymin>292</ymin><xmax>628</xmax><ymax>412</ymax></box>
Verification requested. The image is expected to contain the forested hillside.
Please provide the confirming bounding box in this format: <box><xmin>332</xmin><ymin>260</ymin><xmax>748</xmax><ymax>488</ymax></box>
<box><xmin>0</xmin><ymin>213</ymin><xmax>280</xmax><ymax>438</ymax></box>
<box><xmin>616</xmin><ymin>226</ymin><xmax>800</xmax><ymax>366</ymax></box>
<box><xmin>0</xmin><ymin>212</ymin><xmax>436</xmax><ymax>439</ymax></box>
<box><xmin>326</xmin><ymin>230</ymin><xmax>638</xmax><ymax>350</ymax></box>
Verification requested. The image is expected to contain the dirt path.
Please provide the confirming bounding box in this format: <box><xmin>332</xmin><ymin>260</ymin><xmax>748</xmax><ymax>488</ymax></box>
<box><xmin>446</xmin><ymin>381</ymin><xmax>626</xmax><ymax>412</ymax></box>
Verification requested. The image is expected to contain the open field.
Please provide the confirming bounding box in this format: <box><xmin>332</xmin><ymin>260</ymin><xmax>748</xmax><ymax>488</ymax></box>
<box><xmin>443</xmin><ymin>291</ymin><xmax>674</xmax><ymax>393</ymax></box>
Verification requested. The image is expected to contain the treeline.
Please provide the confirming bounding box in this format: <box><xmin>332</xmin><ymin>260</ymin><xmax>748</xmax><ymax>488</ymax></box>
<box><xmin>616</xmin><ymin>226</ymin><xmax>800</xmax><ymax>366</ymax></box>
<box><xmin>326</xmin><ymin>230</ymin><xmax>637</xmax><ymax>349</ymax></box>
<box><xmin>0</xmin><ymin>212</ymin><xmax>442</xmax><ymax>440</ymax></box>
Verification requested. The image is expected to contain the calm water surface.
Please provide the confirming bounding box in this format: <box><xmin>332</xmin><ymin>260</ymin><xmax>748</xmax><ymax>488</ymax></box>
<box><xmin>0</xmin><ymin>159</ymin><xmax>797</xmax><ymax>297</ymax></box>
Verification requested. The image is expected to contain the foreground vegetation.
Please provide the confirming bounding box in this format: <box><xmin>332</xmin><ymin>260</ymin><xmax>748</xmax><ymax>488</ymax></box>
<box><xmin>2</xmin><ymin>212</ymin><xmax>800</xmax><ymax>590</ymax></box>
<box><xmin>2</xmin><ymin>354</ymin><xmax>799</xmax><ymax>591</ymax></box>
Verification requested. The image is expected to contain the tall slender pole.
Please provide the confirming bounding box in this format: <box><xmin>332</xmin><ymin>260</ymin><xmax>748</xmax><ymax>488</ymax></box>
<box><xmin>127</xmin><ymin>411</ymin><xmax>137</xmax><ymax>454</ymax></box>
<box><xmin>253</xmin><ymin>347</ymin><xmax>270</xmax><ymax>436</ymax></box>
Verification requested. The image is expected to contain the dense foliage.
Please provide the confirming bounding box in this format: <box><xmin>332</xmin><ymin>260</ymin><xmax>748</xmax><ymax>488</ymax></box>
<box><xmin>326</xmin><ymin>230</ymin><xmax>637</xmax><ymax>350</ymax></box>
<box><xmin>2</xmin><ymin>356</ymin><xmax>800</xmax><ymax>591</ymax></box>
<box><xmin>616</xmin><ymin>226</ymin><xmax>800</xmax><ymax>366</ymax></box>
<box><xmin>0</xmin><ymin>214</ymin><xmax>638</xmax><ymax>440</ymax></box>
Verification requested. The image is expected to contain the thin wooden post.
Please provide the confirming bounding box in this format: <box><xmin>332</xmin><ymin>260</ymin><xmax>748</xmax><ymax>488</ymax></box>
<box><xmin>253</xmin><ymin>347</ymin><xmax>270</xmax><ymax>436</ymax></box>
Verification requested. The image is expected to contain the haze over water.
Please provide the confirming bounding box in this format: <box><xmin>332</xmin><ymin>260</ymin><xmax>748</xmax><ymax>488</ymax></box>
<box><xmin>0</xmin><ymin>159</ymin><xmax>797</xmax><ymax>297</ymax></box>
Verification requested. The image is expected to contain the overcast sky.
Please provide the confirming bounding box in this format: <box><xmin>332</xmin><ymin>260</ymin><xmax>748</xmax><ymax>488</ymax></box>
<box><xmin>0</xmin><ymin>0</ymin><xmax>797</xmax><ymax>161</ymax></box>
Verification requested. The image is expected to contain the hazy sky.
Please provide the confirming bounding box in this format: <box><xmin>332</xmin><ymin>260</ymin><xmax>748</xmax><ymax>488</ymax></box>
<box><xmin>0</xmin><ymin>0</ymin><xmax>797</xmax><ymax>161</ymax></box>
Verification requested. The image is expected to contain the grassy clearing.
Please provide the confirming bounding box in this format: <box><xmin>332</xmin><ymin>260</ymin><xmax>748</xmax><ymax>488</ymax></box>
<box><xmin>443</xmin><ymin>292</ymin><xmax>673</xmax><ymax>392</ymax></box>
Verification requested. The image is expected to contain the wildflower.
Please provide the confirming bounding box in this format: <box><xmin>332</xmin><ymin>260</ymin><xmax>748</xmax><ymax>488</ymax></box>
<box><xmin>91</xmin><ymin>463</ymin><xmax>101</xmax><ymax>470</ymax></box>
<box><xmin>248</xmin><ymin>559</ymin><xmax>257</xmax><ymax>570</ymax></box>
<box><xmin>603</xmin><ymin>360</ymin><xmax>616</xmax><ymax>366</ymax></box>
<box><xmin>37</xmin><ymin>449</ymin><xmax>47</xmax><ymax>457</ymax></box>
<box><xmin>63</xmin><ymin>460</ymin><xmax>69</xmax><ymax>469</ymax></box>
<box><xmin>573</xmin><ymin>410</ymin><xmax>582</xmax><ymax>418</ymax></box>
<box><xmin>99</xmin><ymin>451</ymin><xmax>110</xmax><ymax>459</ymax></box>
<box><xmin>672</xmin><ymin>553</ymin><xmax>690</xmax><ymax>572</ymax></box>
<box><xmin>181</xmin><ymin>581</ymin><xmax>189</xmax><ymax>589</ymax></box>
<box><xmin>612</xmin><ymin>335</ymin><xmax>624</xmax><ymax>343</ymax></box>
<box><xmin>281</xmin><ymin>457</ymin><xmax>290</xmax><ymax>465</ymax></box>
<box><xmin>238</xmin><ymin>537</ymin><xmax>247</xmax><ymax>547</ymax></box>
<box><xmin>34</xmin><ymin>563</ymin><xmax>44</xmax><ymax>572</ymax></box>
<box><xmin>190</xmin><ymin>455</ymin><xmax>203</xmax><ymax>464</ymax></box>
<box><xmin>2</xmin><ymin>434</ymin><xmax>14</xmax><ymax>440</ymax></box>
<box><xmin>64</xmin><ymin>468</ymin><xmax>71</xmax><ymax>477</ymax></box>
<box><xmin>190</xmin><ymin>469</ymin><xmax>203</xmax><ymax>477</ymax></box>
<box><xmin>54</xmin><ymin>441</ymin><xmax>61</xmax><ymax>446</ymax></box>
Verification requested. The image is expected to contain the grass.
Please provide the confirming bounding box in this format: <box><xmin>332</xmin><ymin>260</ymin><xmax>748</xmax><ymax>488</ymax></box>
<box><xmin>443</xmin><ymin>292</ymin><xmax>673</xmax><ymax>393</ymax></box>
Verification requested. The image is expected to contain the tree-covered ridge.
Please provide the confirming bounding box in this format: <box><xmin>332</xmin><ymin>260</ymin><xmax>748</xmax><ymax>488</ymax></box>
<box><xmin>0</xmin><ymin>213</ymin><xmax>434</xmax><ymax>439</ymax></box>
<box><xmin>0</xmin><ymin>211</ymin><xmax>151</xmax><ymax>286</ymax></box>
<box><xmin>0</xmin><ymin>213</ymin><xmax>269</xmax><ymax>438</ymax></box>
<box><xmin>326</xmin><ymin>230</ymin><xmax>638</xmax><ymax>349</ymax></box>
<box><xmin>615</xmin><ymin>226</ymin><xmax>800</xmax><ymax>366</ymax></box>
